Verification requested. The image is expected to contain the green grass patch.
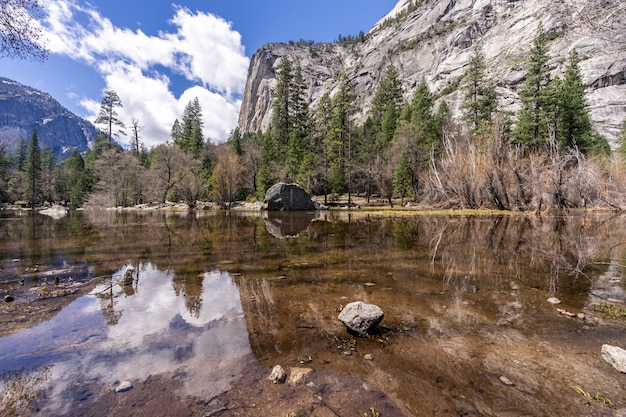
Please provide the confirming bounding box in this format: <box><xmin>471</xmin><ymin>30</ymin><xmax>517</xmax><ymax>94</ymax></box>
<box><xmin>592</xmin><ymin>303</ymin><xmax>626</xmax><ymax>318</ymax></box>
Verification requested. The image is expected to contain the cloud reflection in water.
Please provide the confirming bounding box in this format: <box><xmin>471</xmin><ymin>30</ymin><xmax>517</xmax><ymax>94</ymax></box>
<box><xmin>0</xmin><ymin>264</ymin><xmax>252</xmax><ymax>415</ymax></box>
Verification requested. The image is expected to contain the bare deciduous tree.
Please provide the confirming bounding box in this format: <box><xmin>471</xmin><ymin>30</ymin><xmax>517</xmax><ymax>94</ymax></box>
<box><xmin>0</xmin><ymin>0</ymin><xmax>48</xmax><ymax>61</ymax></box>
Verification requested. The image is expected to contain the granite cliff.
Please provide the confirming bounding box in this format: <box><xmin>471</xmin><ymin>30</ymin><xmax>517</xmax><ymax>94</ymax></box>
<box><xmin>238</xmin><ymin>0</ymin><xmax>626</xmax><ymax>144</ymax></box>
<box><xmin>0</xmin><ymin>77</ymin><xmax>96</xmax><ymax>158</ymax></box>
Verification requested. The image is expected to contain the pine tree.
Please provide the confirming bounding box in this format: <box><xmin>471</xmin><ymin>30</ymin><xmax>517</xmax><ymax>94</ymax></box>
<box><xmin>23</xmin><ymin>129</ymin><xmax>41</xmax><ymax>208</ymax></box>
<box><xmin>557</xmin><ymin>49</ymin><xmax>593</xmax><ymax>152</ymax></box>
<box><xmin>462</xmin><ymin>46</ymin><xmax>497</xmax><ymax>135</ymax></box>
<box><xmin>95</xmin><ymin>90</ymin><xmax>126</xmax><ymax>143</ymax></box>
<box><xmin>514</xmin><ymin>25</ymin><xmax>552</xmax><ymax>150</ymax></box>
<box><xmin>271</xmin><ymin>57</ymin><xmax>294</xmax><ymax>158</ymax></box>
<box><xmin>393</xmin><ymin>153</ymin><xmax>413</xmax><ymax>204</ymax></box>
<box><xmin>171</xmin><ymin>119</ymin><xmax>183</xmax><ymax>143</ymax></box>
<box><xmin>371</xmin><ymin>63</ymin><xmax>403</xmax><ymax>146</ymax></box>
<box><xmin>286</xmin><ymin>63</ymin><xmax>311</xmax><ymax>181</ymax></box>
<box><xmin>329</xmin><ymin>73</ymin><xmax>356</xmax><ymax>202</ymax></box>
<box><xmin>14</xmin><ymin>137</ymin><xmax>27</xmax><ymax>171</ymax></box>
<box><xmin>175</xmin><ymin>97</ymin><xmax>204</xmax><ymax>154</ymax></box>
<box><xmin>314</xmin><ymin>92</ymin><xmax>334</xmax><ymax>203</ymax></box>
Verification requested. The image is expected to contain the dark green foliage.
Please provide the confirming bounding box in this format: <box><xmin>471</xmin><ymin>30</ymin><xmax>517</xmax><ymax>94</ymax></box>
<box><xmin>514</xmin><ymin>25</ymin><xmax>552</xmax><ymax>150</ymax></box>
<box><xmin>23</xmin><ymin>130</ymin><xmax>41</xmax><ymax>208</ymax></box>
<box><xmin>174</xmin><ymin>97</ymin><xmax>204</xmax><ymax>154</ymax></box>
<box><xmin>556</xmin><ymin>49</ymin><xmax>593</xmax><ymax>152</ymax></box>
<box><xmin>371</xmin><ymin>63</ymin><xmax>404</xmax><ymax>147</ymax></box>
<box><xmin>14</xmin><ymin>138</ymin><xmax>27</xmax><ymax>171</ymax></box>
<box><xmin>393</xmin><ymin>154</ymin><xmax>413</xmax><ymax>202</ymax></box>
<box><xmin>462</xmin><ymin>46</ymin><xmax>498</xmax><ymax>135</ymax></box>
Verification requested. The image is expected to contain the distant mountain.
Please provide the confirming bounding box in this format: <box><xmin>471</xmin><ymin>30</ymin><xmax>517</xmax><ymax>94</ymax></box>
<box><xmin>0</xmin><ymin>77</ymin><xmax>97</xmax><ymax>158</ymax></box>
<box><xmin>239</xmin><ymin>0</ymin><xmax>626</xmax><ymax>144</ymax></box>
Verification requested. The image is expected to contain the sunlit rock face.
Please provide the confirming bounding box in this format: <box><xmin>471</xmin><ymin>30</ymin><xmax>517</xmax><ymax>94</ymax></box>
<box><xmin>239</xmin><ymin>0</ymin><xmax>626</xmax><ymax>145</ymax></box>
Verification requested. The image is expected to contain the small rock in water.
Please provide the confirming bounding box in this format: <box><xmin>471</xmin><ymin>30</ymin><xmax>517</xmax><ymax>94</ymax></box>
<box><xmin>547</xmin><ymin>297</ymin><xmax>561</xmax><ymax>305</ymax></box>
<box><xmin>338</xmin><ymin>301</ymin><xmax>384</xmax><ymax>336</ymax></box>
<box><xmin>602</xmin><ymin>344</ymin><xmax>626</xmax><ymax>373</ymax></box>
<box><xmin>115</xmin><ymin>381</ymin><xmax>133</xmax><ymax>393</ymax></box>
<box><xmin>268</xmin><ymin>365</ymin><xmax>286</xmax><ymax>384</ymax></box>
<box><xmin>364</xmin><ymin>354</ymin><xmax>374</xmax><ymax>361</ymax></box>
<box><xmin>4</xmin><ymin>295</ymin><xmax>14</xmax><ymax>302</ymax></box>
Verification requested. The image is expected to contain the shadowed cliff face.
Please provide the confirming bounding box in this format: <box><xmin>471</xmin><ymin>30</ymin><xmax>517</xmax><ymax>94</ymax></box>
<box><xmin>238</xmin><ymin>0</ymin><xmax>626</xmax><ymax>144</ymax></box>
<box><xmin>0</xmin><ymin>77</ymin><xmax>96</xmax><ymax>158</ymax></box>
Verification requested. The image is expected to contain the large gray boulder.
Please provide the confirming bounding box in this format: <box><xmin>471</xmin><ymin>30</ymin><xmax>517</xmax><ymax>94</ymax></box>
<box><xmin>263</xmin><ymin>183</ymin><xmax>316</xmax><ymax>211</ymax></box>
<box><xmin>602</xmin><ymin>344</ymin><xmax>626</xmax><ymax>373</ymax></box>
<box><xmin>338</xmin><ymin>301</ymin><xmax>384</xmax><ymax>336</ymax></box>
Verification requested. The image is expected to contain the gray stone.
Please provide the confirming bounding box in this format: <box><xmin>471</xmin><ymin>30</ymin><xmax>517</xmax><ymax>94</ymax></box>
<box><xmin>115</xmin><ymin>380</ymin><xmax>133</xmax><ymax>393</ymax></box>
<box><xmin>118</xmin><ymin>265</ymin><xmax>135</xmax><ymax>286</ymax></box>
<box><xmin>263</xmin><ymin>183</ymin><xmax>316</xmax><ymax>211</ymax></box>
<box><xmin>602</xmin><ymin>344</ymin><xmax>626</xmax><ymax>373</ymax></box>
<box><xmin>268</xmin><ymin>365</ymin><xmax>287</xmax><ymax>384</ymax></box>
<box><xmin>338</xmin><ymin>301</ymin><xmax>384</xmax><ymax>336</ymax></box>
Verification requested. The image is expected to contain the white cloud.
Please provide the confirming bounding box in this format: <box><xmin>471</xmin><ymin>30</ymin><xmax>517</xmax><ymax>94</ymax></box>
<box><xmin>42</xmin><ymin>1</ymin><xmax>249</xmax><ymax>147</ymax></box>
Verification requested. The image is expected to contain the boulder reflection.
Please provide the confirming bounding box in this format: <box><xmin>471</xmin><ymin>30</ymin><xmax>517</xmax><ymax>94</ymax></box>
<box><xmin>263</xmin><ymin>210</ymin><xmax>319</xmax><ymax>238</ymax></box>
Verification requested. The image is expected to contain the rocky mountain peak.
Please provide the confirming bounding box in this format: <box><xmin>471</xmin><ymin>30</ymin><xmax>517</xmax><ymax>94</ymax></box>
<box><xmin>0</xmin><ymin>77</ymin><xmax>96</xmax><ymax>158</ymax></box>
<box><xmin>238</xmin><ymin>0</ymin><xmax>626</xmax><ymax>144</ymax></box>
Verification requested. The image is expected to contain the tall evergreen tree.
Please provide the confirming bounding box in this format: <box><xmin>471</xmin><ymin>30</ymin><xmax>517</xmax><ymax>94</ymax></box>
<box><xmin>14</xmin><ymin>137</ymin><xmax>27</xmax><ymax>171</ymax></box>
<box><xmin>271</xmin><ymin>57</ymin><xmax>294</xmax><ymax>159</ymax></box>
<box><xmin>329</xmin><ymin>73</ymin><xmax>356</xmax><ymax>201</ymax></box>
<box><xmin>40</xmin><ymin>145</ymin><xmax>54</xmax><ymax>202</ymax></box>
<box><xmin>371</xmin><ymin>63</ymin><xmax>404</xmax><ymax>147</ymax></box>
<box><xmin>462</xmin><ymin>46</ymin><xmax>497</xmax><ymax>135</ymax></box>
<box><xmin>286</xmin><ymin>63</ymin><xmax>311</xmax><ymax>181</ymax></box>
<box><xmin>23</xmin><ymin>129</ymin><xmax>41</xmax><ymax>208</ymax></box>
<box><xmin>95</xmin><ymin>90</ymin><xmax>126</xmax><ymax>143</ymax></box>
<box><xmin>514</xmin><ymin>25</ymin><xmax>552</xmax><ymax>150</ymax></box>
<box><xmin>314</xmin><ymin>92</ymin><xmax>334</xmax><ymax>203</ymax></box>
<box><xmin>557</xmin><ymin>49</ymin><xmax>593</xmax><ymax>152</ymax></box>
<box><xmin>175</xmin><ymin>97</ymin><xmax>204</xmax><ymax>154</ymax></box>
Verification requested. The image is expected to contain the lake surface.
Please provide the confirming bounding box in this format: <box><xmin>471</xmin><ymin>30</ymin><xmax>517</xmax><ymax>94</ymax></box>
<box><xmin>1</xmin><ymin>209</ymin><xmax>626</xmax><ymax>416</ymax></box>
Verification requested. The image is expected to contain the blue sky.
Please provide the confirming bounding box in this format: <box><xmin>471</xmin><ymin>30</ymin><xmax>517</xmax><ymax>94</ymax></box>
<box><xmin>2</xmin><ymin>0</ymin><xmax>398</xmax><ymax>147</ymax></box>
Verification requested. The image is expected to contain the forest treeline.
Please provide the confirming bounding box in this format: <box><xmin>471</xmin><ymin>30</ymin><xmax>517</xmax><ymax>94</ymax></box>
<box><xmin>2</xmin><ymin>27</ymin><xmax>626</xmax><ymax>211</ymax></box>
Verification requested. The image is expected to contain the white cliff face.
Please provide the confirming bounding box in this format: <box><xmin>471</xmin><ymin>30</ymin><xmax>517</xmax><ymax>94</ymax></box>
<box><xmin>238</xmin><ymin>0</ymin><xmax>626</xmax><ymax>144</ymax></box>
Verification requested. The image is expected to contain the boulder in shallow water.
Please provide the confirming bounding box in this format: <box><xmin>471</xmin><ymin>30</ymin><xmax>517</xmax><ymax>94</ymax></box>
<box><xmin>263</xmin><ymin>183</ymin><xmax>316</xmax><ymax>211</ymax></box>
<box><xmin>338</xmin><ymin>301</ymin><xmax>384</xmax><ymax>336</ymax></box>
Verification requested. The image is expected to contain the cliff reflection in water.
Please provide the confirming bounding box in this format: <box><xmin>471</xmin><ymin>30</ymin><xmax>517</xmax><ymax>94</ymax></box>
<box><xmin>1</xmin><ymin>210</ymin><xmax>626</xmax><ymax>415</ymax></box>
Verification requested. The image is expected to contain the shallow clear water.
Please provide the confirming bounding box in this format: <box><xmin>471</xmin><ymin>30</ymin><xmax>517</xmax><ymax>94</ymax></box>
<box><xmin>1</xmin><ymin>210</ymin><xmax>626</xmax><ymax>416</ymax></box>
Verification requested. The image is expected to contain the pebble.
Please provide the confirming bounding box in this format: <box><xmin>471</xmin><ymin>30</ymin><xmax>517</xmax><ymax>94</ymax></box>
<box><xmin>364</xmin><ymin>354</ymin><xmax>374</xmax><ymax>361</ymax></box>
<box><xmin>268</xmin><ymin>365</ymin><xmax>286</xmax><ymax>384</ymax></box>
<box><xmin>4</xmin><ymin>295</ymin><xmax>14</xmax><ymax>302</ymax></box>
<box><xmin>547</xmin><ymin>297</ymin><xmax>561</xmax><ymax>305</ymax></box>
<box><xmin>499</xmin><ymin>376</ymin><xmax>514</xmax><ymax>386</ymax></box>
<box><xmin>115</xmin><ymin>381</ymin><xmax>133</xmax><ymax>393</ymax></box>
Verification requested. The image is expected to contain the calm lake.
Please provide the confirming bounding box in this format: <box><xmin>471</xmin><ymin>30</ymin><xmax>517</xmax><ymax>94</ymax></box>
<box><xmin>1</xmin><ymin>209</ymin><xmax>626</xmax><ymax>416</ymax></box>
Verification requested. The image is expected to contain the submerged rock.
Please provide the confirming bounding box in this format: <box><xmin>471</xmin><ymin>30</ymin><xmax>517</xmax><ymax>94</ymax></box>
<box><xmin>268</xmin><ymin>365</ymin><xmax>287</xmax><ymax>384</ymax></box>
<box><xmin>602</xmin><ymin>344</ymin><xmax>626</xmax><ymax>373</ymax></box>
<box><xmin>118</xmin><ymin>265</ymin><xmax>135</xmax><ymax>286</ymax></box>
<box><xmin>115</xmin><ymin>380</ymin><xmax>133</xmax><ymax>393</ymax></box>
<box><xmin>263</xmin><ymin>183</ymin><xmax>317</xmax><ymax>211</ymax></box>
<box><xmin>338</xmin><ymin>301</ymin><xmax>384</xmax><ymax>336</ymax></box>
